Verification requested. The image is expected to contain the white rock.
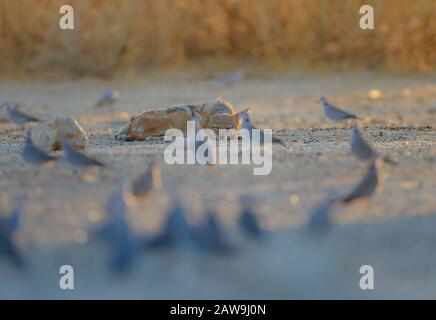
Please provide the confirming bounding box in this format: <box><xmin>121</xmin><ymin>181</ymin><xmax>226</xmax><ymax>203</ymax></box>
<box><xmin>32</xmin><ymin>115</ymin><xmax>88</xmax><ymax>151</ymax></box>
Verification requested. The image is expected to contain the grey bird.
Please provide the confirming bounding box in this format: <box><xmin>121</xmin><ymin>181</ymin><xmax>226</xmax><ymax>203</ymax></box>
<box><xmin>131</xmin><ymin>160</ymin><xmax>162</xmax><ymax>199</ymax></box>
<box><xmin>95</xmin><ymin>89</ymin><xmax>120</xmax><ymax>108</ymax></box>
<box><xmin>306</xmin><ymin>196</ymin><xmax>339</xmax><ymax>234</ymax></box>
<box><xmin>237</xmin><ymin>108</ymin><xmax>285</xmax><ymax>146</ymax></box>
<box><xmin>22</xmin><ymin>129</ymin><xmax>58</xmax><ymax>166</ymax></box>
<box><xmin>0</xmin><ymin>195</ymin><xmax>27</xmax><ymax>267</ymax></box>
<box><xmin>350</xmin><ymin>123</ymin><xmax>397</xmax><ymax>165</ymax></box>
<box><xmin>214</xmin><ymin>69</ymin><xmax>244</xmax><ymax>87</ymax></box>
<box><xmin>148</xmin><ymin>197</ymin><xmax>196</xmax><ymax>251</ymax></box>
<box><xmin>97</xmin><ymin>188</ymin><xmax>138</xmax><ymax>273</ymax></box>
<box><xmin>0</xmin><ymin>102</ymin><xmax>6</xmax><ymax>112</ymax></box>
<box><xmin>341</xmin><ymin>159</ymin><xmax>384</xmax><ymax>204</ymax></box>
<box><xmin>4</xmin><ymin>103</ymin><xmax>39</xmax><ymax>126</ymax></box>
<box><xmin>319</xmin><ymin>96</ymin><xmax>357</xmax><ymax>126</ymax></box>
<box><xmin>350</xmin><ymin>123</ymin><xmax>378</xmax><ymax>161</ymax></box>
<box><xmin>238</xmin><ymin>196</ymin><xmax>264</xmax><ymax>240</ymax></box>
<box><xmin>192</xmin><ymin>210</ymin><xmax>234</xmax><ymax>254</ymax></box>
<box><xmin>62</xmin><ymin>139</ymin><xmax>105</xmax><ymax>170</ymax></box>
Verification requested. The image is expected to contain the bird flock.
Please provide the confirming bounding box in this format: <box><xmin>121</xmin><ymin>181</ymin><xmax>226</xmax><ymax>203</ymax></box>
<box><xmin>306</xmin><ymin>97</ymin><xmax>389</xmax><ymax>234</ymax></box>
<box><xmin>0</xmin><ymin>92</ymin><xmax>392</xmax><ymax>274</ymax></box>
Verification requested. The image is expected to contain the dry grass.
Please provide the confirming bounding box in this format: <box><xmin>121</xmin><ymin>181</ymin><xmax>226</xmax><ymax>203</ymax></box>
<box><xmin>0</xmin><ymin>0</ymin><xmax>434</xmax><ymax>75</ymax></box>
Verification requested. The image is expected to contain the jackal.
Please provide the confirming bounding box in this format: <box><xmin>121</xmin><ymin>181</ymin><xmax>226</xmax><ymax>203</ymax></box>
<box><xmin>115</xmin><ymin>98</ymin><xmax>244</xmax><ymax>141</ymax></box>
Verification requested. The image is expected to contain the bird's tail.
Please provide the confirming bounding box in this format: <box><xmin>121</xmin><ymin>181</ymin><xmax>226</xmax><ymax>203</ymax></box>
<box><xmin>381</xmin><ymin>155</ymin><xmax>397</xmax><ymax>165</ymax></box>
<box><xmin>339</xmin><ymin>192</ymin><xmax>361</xmax><ymax>204</ymax></box>
<box><xmin>272</xmin><ymin>135</ymin><xmax>286</xmax><ymax>146</ymax></box>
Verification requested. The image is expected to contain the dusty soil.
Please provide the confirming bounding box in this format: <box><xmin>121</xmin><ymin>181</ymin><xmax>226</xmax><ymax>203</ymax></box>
<box><xmin>0</xmin><ymin>71</ymin><xmax>435</xmax><ymax>299</ymax></box>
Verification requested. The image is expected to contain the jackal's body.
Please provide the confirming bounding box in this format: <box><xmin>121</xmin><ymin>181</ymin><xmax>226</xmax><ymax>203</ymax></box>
<box><xmin>115</xmin><ymin>99</ymin><xmax>241</xmax><ymax>141</ymax></box>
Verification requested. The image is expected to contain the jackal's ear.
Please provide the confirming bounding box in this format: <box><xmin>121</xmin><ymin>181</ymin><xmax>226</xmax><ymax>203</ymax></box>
<box><xmin>192</xmin><ymin>109</ymin><xmax>211</xmax><ymax>128</ymax></box>
<box><xmin>242</xmin><ymin>107</ymin><xmax>250</xmax><ymax>113</ymax></box>
<box><xmin>233</xmin><ymin>113</ymin><xmax>243</xmax><ymax>129</ymax></box>
<box><xmin>193</xmin><ymin>109</ymin><xmax>211</xmax><ymax>119</ymax></box>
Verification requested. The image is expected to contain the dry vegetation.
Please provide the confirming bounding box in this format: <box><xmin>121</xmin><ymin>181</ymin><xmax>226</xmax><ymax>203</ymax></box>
<box><xmin>0</xmin><ymin>0</ymin><xmax>434</xmax><ymax>75</ymax></box>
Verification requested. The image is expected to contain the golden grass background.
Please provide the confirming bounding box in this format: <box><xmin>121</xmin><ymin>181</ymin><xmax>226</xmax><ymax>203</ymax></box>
<box><xmin>0</xmin><ymin>0</ymin><xmax>434</xmax><ymax>75</ymax></box>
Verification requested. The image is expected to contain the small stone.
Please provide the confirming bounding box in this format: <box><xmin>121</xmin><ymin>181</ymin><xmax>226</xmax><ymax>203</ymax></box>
<box><xmin>289</xmin><ymin>194</ymin><xmax>300</xmax><ymax>206</ymax></box>
<box><xmin>368</xmin><ymin>89</ymin><xmax>382</xmax><ymax>99</ymax></box>
<box><xmin>32</xmin><ymin>115</ymin><xmax>88</xmax><ymax>151</ymax></box>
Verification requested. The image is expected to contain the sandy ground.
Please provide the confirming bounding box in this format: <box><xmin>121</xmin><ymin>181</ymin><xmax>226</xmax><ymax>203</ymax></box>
<box><xmin>0</xmin><ymin>71</ymin><xmax>435</xmax><ymax>299</ymax></box>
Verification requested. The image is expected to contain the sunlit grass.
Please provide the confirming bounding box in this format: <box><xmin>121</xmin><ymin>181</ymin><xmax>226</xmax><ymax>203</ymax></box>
<box><xmin>0</xmin><ymin>0</ymin><xmax>434</xmax><ymax>75</ymax></box>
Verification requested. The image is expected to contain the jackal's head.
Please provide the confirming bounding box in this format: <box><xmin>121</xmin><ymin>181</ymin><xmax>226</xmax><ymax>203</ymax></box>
<box><xmin>193</xmin><ymin>111</ymin><xmax>242</xmax><ymax>136</ymax></box>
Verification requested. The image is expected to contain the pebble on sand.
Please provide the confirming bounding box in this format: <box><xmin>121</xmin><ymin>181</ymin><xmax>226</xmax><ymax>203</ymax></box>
<box><xmin>32</xmin><ymin>115</ymin><xmax>89</xmax><ymax>151</ymax></box>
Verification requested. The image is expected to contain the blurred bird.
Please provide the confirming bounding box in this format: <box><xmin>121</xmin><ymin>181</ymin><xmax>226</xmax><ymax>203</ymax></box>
<box><xmin>22</xmin><ymin>129</ymin><xmax>58</xmax><ymax>166</ymax></box>
<box><xmin>62</xmin><ymin>139</ymin><xmax>105</xmax><ymax>170</ymax></box>
<box><xmin>95</xmin><ymin>89</ymin><xmax>120</xmax><ymax>108</ymax></box>
<box><xmin>192</xmin><ymin>210</ymin><xmax>234</xmax><ymax>254</ymax></box>
<box><xmin>97</xmin><ymin>187</ymin><xmax>137</xmax><ymax>273</ymax></box>
<box><xmin>148</xmin><ymin>197</ymin><xmax>196</xmax><ymax>251</ymax></box>
<box><xmin>319</xmin><ymin>96</ymin><xmax>357</xmax><ymax>126</ymax></box>
<box><xmin>4</xmin><ymin>103</ymin><xmax>39</xmax><ymax>126</ymax></box>
<box><xmin>238</xmin><ymin>196</ymin><xmax>264</xmax><ymax>240</ymax></box>
<box><xmin>341</xmin><ymin>159</ymin><xmax>384</xmax><ymax>204</ymax></box>
<box><xmin>306</xmin><ymin>196</ymin><xmax>338</xmax><ymax>234</ymax></box>
<box><xmin>0</xmin><ymin>102</ymin><xmax>6</xmax><ymax>111</ymax></box>
<box><xmin>350</xmin><ymin>123</ymin><xmax>397</xmax><ymax>165</ymax></box>
<box><xmin>131</xmin><ymin>160</ymin><xmax>162</xmax><ymax>199</ymax></box>
<box><xmin>0</xmin><ymin>195</ymin><xmax>27</xmax><ymax>267</ymax></box>
<box><xmin>237</xmin><ymin>108</ymin><xmax>285</xmax><ymax>146</ymax></box>
<box><xmin>214</xmin><ymin>69</ymin><xmax>244</xmax><ymax>87</ymax></box>
<box><xmin>350</xmin><ymin>123</ymin><xmax>378</xmax><ymax>161</ymax></box>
